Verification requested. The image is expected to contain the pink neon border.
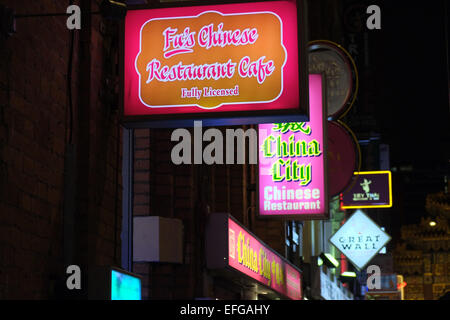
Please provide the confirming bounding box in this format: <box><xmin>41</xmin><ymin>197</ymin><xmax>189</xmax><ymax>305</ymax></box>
<box><xmin>134</xmin><ymin>10</ymin><xmax>287</xmax><ymax>110</ymax></box>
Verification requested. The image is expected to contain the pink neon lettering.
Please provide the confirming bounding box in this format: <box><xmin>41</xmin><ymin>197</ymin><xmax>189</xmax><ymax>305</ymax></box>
<box><xmin>198</xmin><ymin>23</ymin><xmax>258</xmax><ymax>50</ymax></box>
<box><xmin>164</xmin><ymin>48</ymin><xmax>194</xmax><ymax>59</ymax></box>
<box><xmin>146</xmin><ymin>59</ymin><xmax>161</xmax><ymax>83</ymax></box>
<box><xmin>159</xmin><ymin>66</ymin><xmax>169</xmax><ymax>81</ymax></box>
<box><xmin>163</xmin><ymin>27</ymin><xmax>177</xmax><ymax>51</ymax></box>
<box><xmin>145</xmin><ymin>59</ymin><xmax>237</xmax><ymax>83</ymax></box>
<box><xmin>238</xmin><ymin>56</ymin><xmax>275</xmax><ymax>84</ymax></box>
<box><xmin>163</xmin><ymin>27</ymin><xmax>196</xmax><ymax>58</ymax></box>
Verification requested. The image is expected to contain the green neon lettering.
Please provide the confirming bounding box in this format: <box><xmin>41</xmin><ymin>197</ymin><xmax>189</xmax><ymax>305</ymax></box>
<box><xmin>297</xmin><ymin>122</ymin><xmax>311</xmax><ymax>135</ymax></box>
<box><xmin>292</xmin><ymin>160</ymin><xmax>300</xmax><ymax>181</ymax></box>
<box><xmin>289</xmin><ymin>135</ymin><xmax>295</xmax><ymax>157</ymax></box>
<box><xmin>276</xmin><ymin>136</ymin><xmax>288</xmax><ymax>158</ymax></box>
<box><xmin>262</xmin><ymin>135</ymin><xmax>275</xmax><ymax>157</ymax></box>
<box><xmin>308</xmin><ymin>139</ymin><xmax>321</xmax><ymax>156</ymax></box>
<box><xmin>272</xmin><ymin>159</ymin><xmax>285</xmax><ymax>182</ymax></box>
<box><xmin>300</xmin><ymin>163</ymin><xmax>312</xmax><ymax>186</ymax></box>
<box><xmin>285</xmin><ymin>159</ymin><xmax>292</xmax><ymax>181</ymax></box>
<box><xmin>272</xmin><ymin>122</ymin><xmax>312</xmax><ymax>134</ymax></box>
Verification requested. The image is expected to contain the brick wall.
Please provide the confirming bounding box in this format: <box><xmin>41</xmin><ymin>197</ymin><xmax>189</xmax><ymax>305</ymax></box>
<box><xmin>0</xmin><ymin>0</ymin><xmax>122</xmax><ymax>298</ymax></box>
<box><xmin>132</xmin><ymin>128</ymin><xmax>196</xmax><ymax>299</ymax></box>
<box><xmin>132</xmin><ymin>126</ymin><xmax>286</xmax><ymax>299</ymax></box>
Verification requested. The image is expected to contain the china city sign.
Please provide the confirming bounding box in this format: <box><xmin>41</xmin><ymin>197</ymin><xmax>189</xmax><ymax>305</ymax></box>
<box><xmin>258</xmin><ymin>73</ymin><xmax>327</xmax><ymax>219</ymax></box>
<box><xmin>206</xmin><ymin>213</ymin><xmax>302</xmax><ymax>300</ymax></box>
<box><xmin>341</xmin><ymin>171</ymin><xmax>392</xmax><ymax>209</ymax></box>
<box><xmin>123</xmin><ymin>0</ymin><xmax>308</xmax><ymax>127</ymax></box>
<box><xmin>329</xmin><ymin>210</ymin><xmax>391</xmax><ymax>270</ymax></box>
<box><xmin>228</xmin><ymin>217</ymin><xmax>302</xmax><ymax>300</ymax></box>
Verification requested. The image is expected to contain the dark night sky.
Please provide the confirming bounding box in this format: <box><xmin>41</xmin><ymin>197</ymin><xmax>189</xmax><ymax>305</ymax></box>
<box><xmin>371</xmin><ymin>0</ymin><xmax>449</xmax><ymax>168</ymax></box>
<box><xmin>368</xmin><ymin>0</ymin><xmax>449</xmax><ymax>227</ymax></box>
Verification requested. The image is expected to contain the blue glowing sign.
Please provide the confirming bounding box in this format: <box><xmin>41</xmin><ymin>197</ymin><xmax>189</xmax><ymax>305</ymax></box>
<box><xmin>111</xmin><ymin>269</ymin><xmax>142</xmax><ymax>300</ymax></box>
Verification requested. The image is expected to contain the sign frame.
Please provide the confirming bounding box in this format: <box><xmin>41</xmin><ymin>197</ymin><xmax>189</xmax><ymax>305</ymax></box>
<box><xmin>341</xmin><ymin>171</ymin><xmax>393</xmax><ymax>209</ymax></box>
<box><xmin>256</xmin><ymin>73</ymin><xmax>329</xmax><ymax>220</ymax></box>
<box><xmin>120</xmin><ymin>0</ymin><xmax>309</xmax><ymax>128</ymax></box>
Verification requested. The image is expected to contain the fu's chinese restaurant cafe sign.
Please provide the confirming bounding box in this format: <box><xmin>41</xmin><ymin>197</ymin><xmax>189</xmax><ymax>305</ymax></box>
<box><xmin>206</xmin><ymin>213</ymin><xmax>302</xmax><ymax>300</ymax></box>
<box><xmin>258</xmin><ymin>74</ymin><xmax>328</xmax><ymax>219</ymax></box>
<box><xmin>122</xmin><ymin>0</ymin><xmax>308</xmax><ymax>126</ymax></box>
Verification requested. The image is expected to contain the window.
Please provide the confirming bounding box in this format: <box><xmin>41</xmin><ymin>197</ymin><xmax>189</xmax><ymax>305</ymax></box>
<box><xmin>285</xmin><ymin>221</ymin><xmax>303</xmax><ymax>266</ymax></box>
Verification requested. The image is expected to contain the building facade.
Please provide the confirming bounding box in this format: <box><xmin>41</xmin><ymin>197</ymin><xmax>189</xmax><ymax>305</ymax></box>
<box><xmin>0</xmin><ymin>0</ymin><xmax>123</xmax><ymax>298</ymax></box>
<box><xmin>1</xmin><ymin>0</ymin><xmax>426</xmax><ymax>300</ymax></box>
<box><xmin>393</xmin><ymin>193</ymin><xmax>450</xmax><ymax>300</ymax></box>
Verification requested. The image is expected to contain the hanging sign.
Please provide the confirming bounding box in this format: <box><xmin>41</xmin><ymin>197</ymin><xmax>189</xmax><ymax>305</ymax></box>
<box><xmin>228</xmin><ymin>217</ymin><xmax>302</xmax><ymax>300</ymax></box>
<box><xmin>327</xmin><ymin>120</ymin><xmax>360</xmax><ymax>197</ymax></box>
<box><xmin>308</xmin><ymin>40</ymin><xmax>358</xmax><ymax>119</ymax></box>
<box><xmin>123</xmin><ymin>0</ymin><xmax>308</xmax><ymax>127</ymax></box>
<box><xmin>341</xmin><ymin>171</ymin><xmax>392</xmax><ymax>209</ymax></box>
<box><xmin>206</xmin><ymin>213</ymin><xmax>302</xmax><ymax>300</ymax></box>
<box><xmin>257</xmin><ymin>73</ymin><xmax>327</xmax><ymax>219</ymax></box>
<box><xmin>329</xmin><ymin>210</ymin><xmax>391</xmax><ymax>270</ymax></box>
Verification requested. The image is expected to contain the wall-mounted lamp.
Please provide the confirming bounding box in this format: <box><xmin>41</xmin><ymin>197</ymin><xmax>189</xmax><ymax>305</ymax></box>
<box><xmin>340</xmin><ymin>271</ymin><xmax>357</xmax><ymax>278</ymax></box>
<box><xmin>339</xmin><ymin>271</ymin><xmax>357</xmax><ymax>283</ymax></box>
<box><xmin>319</xmin><ymin>253</ymin><xmax>340</xmax><ymax>269</ymax></box>
<box><xmin>317</xmin><ymin>256</ymin><xmax>323</xmax><ymax>267</ymax></box>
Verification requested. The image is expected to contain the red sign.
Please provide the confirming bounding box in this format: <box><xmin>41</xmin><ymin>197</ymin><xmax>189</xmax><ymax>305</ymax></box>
<box><xmin>327</xmin><ymin>120</ymin><xmax>359</xmax><ymax>196</ymax></box>
<box><xmin>123</xmin><ymin>1</ymin><xmax>308</xmax><ymax>126</ymax></box>
<box><xmin>228</xmin><ymin>218</ymin><xmax>302</xmax><ymax>299</ymax></box>
<box><xmin>205</xmin><ymin>213</ymin><xmax>302</xmax><ymax>300</ymax></box>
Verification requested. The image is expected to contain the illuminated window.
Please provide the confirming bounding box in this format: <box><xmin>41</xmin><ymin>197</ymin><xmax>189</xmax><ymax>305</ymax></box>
<box><xmin>285</xmin><ymin>221</ymin><xmax>303</xmax><ymax>265</ymax></box>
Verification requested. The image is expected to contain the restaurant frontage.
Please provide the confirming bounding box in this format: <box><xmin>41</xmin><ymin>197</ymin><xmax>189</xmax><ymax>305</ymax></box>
<box><xmin>119</xmin><ymin>0</ymin><xmax>356</xmax><ymax>300</ymax></box>
<box><xmin>119</xmin><ymin>0</ymin><xmax>310</xmax><ymax>300</ymax></box>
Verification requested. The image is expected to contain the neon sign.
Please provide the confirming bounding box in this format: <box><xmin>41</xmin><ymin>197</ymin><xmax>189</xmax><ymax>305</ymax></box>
<box><xmin>228</xmin><ymin>218</ymin><xmax>302</xmax><ymax>300</ymax></box>
<box><xmin>123</xmin><ymin>1</ymin><xmax>307</xmax><ymax>126</ymax></box>
<box><xmin>257</xmin><ymin>74</ymin><xmax>327</xmax><ymax>218</ymax></box>
<box><xmin>341</xmin><ymin>171</ymin><xmax>392</xmax><ymax>209</ymax></box>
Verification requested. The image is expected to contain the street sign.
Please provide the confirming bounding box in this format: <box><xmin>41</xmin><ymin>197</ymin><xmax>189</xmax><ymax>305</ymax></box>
<box><xmin>329</xmin><ymin>210</ymin><xmax>391</xmax><ymax>270</ymax></box>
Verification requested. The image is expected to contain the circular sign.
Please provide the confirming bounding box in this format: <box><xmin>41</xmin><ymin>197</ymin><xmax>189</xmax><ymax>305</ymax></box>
<box><xmin>327</xmin><ymin>120</ymin><xmax>360</xmax><ymax>196</ymax></box>
<box><xmin>308</xmin><ymin>40</ymin><xmax>358</xmax><ymax>119</ymax></box>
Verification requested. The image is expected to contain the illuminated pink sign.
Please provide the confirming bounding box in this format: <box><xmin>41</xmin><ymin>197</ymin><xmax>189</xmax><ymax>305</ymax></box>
<box><xmin>228</xmin><ymin>218</ymin><xmax>302</xmax><ymax>300</ymax></box>
<box><xmin>258</xmin><ymin>74</ymin><xmax>327</xmax><ymax>218</ymax></box>
<box><xmin>123</xmin><ymin>1</ymin><xmax>306</xmax><ymax>124</ymax></box>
